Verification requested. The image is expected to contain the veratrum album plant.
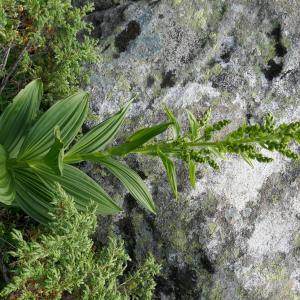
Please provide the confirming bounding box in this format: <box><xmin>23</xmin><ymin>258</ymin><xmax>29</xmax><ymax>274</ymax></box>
<box><xmin>0</xmin><ymin>79</ymin><xmax>159</xmax><ymax>223</ymax></box>
<box><xmin>1</xmin><ymin>79</ymin><xmax>300</xmax><ymax>223</ymax></box>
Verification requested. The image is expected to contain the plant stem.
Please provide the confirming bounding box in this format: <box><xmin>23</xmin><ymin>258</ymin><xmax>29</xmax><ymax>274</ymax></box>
<box><xmin>0</xmin><ymin>45</ymin><xmax>12</xmax><ymax>74</ymax></box>
<box><xmin>0</xmin><ymin>45</ymin><xmax>28</xmax><ymax>96</ymax></box>
<box><xmin>64</xmin><ymin>152</ymin><xmax>109</xmax><ymax>164</ymax></box>
<box><xmin>130</xmin><ymin>135</ymin><xmax>277</xmax><ymax>156</ymax></box>
<box><xmin>64</xmin><ymin>132</ymin><xmax>281</xmax><ymax>164</ymax></box>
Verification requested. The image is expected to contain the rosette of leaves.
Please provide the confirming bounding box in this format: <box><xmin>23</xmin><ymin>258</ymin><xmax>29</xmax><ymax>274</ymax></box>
<box><xmin>0</xmin><ymin>80</ymin><xmax>168</xmax><ymax>223</ymax></box>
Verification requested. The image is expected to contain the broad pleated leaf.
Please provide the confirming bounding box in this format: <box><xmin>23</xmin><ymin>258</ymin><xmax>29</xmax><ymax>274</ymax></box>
<box><xmin>164</xmin><ymin>105</ymin><xmax>180</xmax><ymax>139</ymax></box>
<box><xmin>18</xmin><ymin>91</ymin><xmax>89</xmax><ymax>160</ymax></box>
<box><xmin>188</xmin><ymin>157</ymin><xmax>196</xmax><ymax>188</ymax></box>
<box><xmin>66</xmin><ymin>102</ymin><xmax>131</xmax><ymax>158</ymax></box>
<box><xmin>0</xmin><ymin>80</ymin><xmax>42</xmax><ymax>157</ymax></box>
<box><xmin>108</xmin><ymin>123</ymin><xmax>171</xmax><ymax>156</ymax></box>
<box><xmin>35</xmin><ymin>164</ymin><xmax>121</xmax><ymax>215</ymax></box>
<box><xmin>29</xmin><ymin>127</ymin><xmax>64</xmax><ymax>176</ymax></box>
<box><xmin>94</xmin><ymin>158</ymin><xmax>156</xmax><ymax>213</ymax></box>
<box><xmin>14</xmin><ymin>168</ymin><xmax>54</xmax><ymax>224</ymax></box>
<box><xmin>44</xmin><ymin>127</ymin><xmax>64</xmax><ymax>175</ymax></box>
<box><xmin>186</xmin><ymin>110</ymin><xmax>198</xmax><ymax>141</ymax></box>
<box><xmin>0</xmin><ymin>145</ymin><xmax>15</xmax><ymax>205</ymax></box>
<box><xmin>158</xmin><ymin>150</ymin><xmax>177</xmax><ymax>198</ymax></box>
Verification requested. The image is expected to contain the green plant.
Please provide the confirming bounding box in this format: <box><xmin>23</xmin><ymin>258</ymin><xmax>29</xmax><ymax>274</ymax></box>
<box><xmin>1</xmin><ymin>187</ymin><xmax>160</xmax><ymax>299</ymax></box>
<box><xmin>0</xmin><ymin>80</ymin><xmax>158</xmax><ymax>223</ymax></box>
<box><xmin>2</xmin><ymin>79</ymin><xmax>300</xmax><ymax>223</ymax></box>
<box><xmin>128</xmin><ymin>107</ymin><xmax>300</xmax><ymax>198</ymax></box>
<box><xmin>0</xmin><ymin>0</ymin><xmax>98</xmax><ymax>105</ymax></box>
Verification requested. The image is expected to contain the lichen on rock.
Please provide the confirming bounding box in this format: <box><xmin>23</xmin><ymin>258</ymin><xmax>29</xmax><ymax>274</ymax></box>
<box><xmin>81</xmin><ymin>0</ymin><xmax>300</xmax><ymax>298</ymax></box>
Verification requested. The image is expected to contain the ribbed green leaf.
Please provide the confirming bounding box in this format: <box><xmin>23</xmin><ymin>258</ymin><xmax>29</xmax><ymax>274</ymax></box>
<box><xmin>94</xmin><ymin>158</ymin><xmax>156</xmax><ymax>213</ymax></box>
<box><xmin>0</xmin><ymin>145</ymin><xmax>15</xmax><ymax>205</ymax></box>
<box><xmin>0</xmin><ymin>80</ymin><xmax>42</xmax><ymax>157</ymax></box>
<box><xmin>18</xmin><ymin>91</ymin><xmax>89</xmax><ymax>160</ymax></box>
<box><xmin>44</xmin><ymin>127</ymin><xmax>64</xmax><ymax>175</ymax></box>
<box><xmin>127</xmin><ymin>123</ymin><xmax>171</xmax><ymax>142</ymax></box>
<box><xmin>14</xmin><ymin>168</ymin><xmax>54</xmax><ymax>224</ymax></box>
<box><xmin>164</xmin><ymin>105</ymin><xmax>180</xmax><ymax>139</ymax></box>
<box><xmin>186</xmin><ymin>110</ymin><xmax>198</xmax><ymax>141</ymax></box>
<box><xmin>36</xmin><ymin>164</ymin><xmax>121</xmax><ymax>215</ymax></box>
<box><xmin>158</xmin><ymin>150</ymin><xmax>177</xmax><ymax>198</ymax></box>
<box><xmin>66</xmin><ymin>102</ymin><xmax>131</xmax><ymax>158</ymax></box>
<box><xmin>28</xmin><ymin>127</ymin><xmax>64</xmax><ymax>176</ymax></box>
<box><xmin>188</xmin><ymin>157</ymin><xmax>196</xmax><ymax>189</ymax></box>
<box><xmin>108</xmin><ymin>123</ymin><xmax>171</xmax><ymax>157</ymax></box>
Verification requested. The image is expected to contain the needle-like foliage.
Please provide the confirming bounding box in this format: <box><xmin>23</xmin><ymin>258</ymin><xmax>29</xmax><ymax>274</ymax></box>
<box><xmin>1</xmin><ymin>188</ymin><xmax>160</xmax><ymax>299</ymax></box>
<box><xmin>0</xmin><ymin>0</ymin><xmax>98</xmax><ymax>105</ymax></box>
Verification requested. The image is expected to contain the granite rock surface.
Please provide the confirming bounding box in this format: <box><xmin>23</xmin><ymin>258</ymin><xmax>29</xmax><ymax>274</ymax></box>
<box><xmin>77</xmin><ymin>0</ymin><xmax>300</xmax><ymax>298</ymax></box>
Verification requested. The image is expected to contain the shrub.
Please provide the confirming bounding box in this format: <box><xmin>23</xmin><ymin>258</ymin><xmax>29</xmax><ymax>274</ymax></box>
<box><xmin>0</xmin><ymin>0</ymin><xmax>98</xmax><ymax>105</ymax></box>
<box><xmin>1</xmin><ymin>187</ymin><xmax>160</xmax><ymax>299</ymax></box>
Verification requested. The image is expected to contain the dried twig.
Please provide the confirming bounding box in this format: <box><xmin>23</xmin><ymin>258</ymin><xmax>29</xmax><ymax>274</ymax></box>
<box><xmin>0</xmin><ymin>45</ymin><xmax>12</xmax><ymax>74</ymax></box>
<box><xmin>0</xmin><ymin>45</ymin><xmax>29</xmax><ymax>96</ymax></box>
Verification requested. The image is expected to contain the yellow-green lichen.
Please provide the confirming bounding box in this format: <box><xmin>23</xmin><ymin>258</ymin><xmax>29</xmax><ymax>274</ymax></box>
<box><xmin>248</xmin><ymin>257</ymin><xmax>300</xmax><ymax>300</ymax></box>
<box><xmin>208</xmin><ymin>281</ymin><xmax>224</xmax><ymax>300</ymax></box>
<box><xmin>292</xmin><ymin>233</ymin><xmax>300</xmax><ymax>249</ymax></box>
<box><xmin>201</xmin><ymin>191</ymin><xmax>219</xmax><ymax>215</ymax></box>
<box><xmin>169</xmin><ymin>0</ymin><xmax>225</xmax><ymax>32</ymax></box>
<box><xmin>116</xmin><ymin>74</ymin><xmax>132</xmax><ymax>93</ymax></box>
<box><xmin>257</xmin><ymin>41</ymin><xmax>276</xmax><ymax>64</ymax></box>
<box><xmin>203</xmin><ymin>63</ymin><xmax>223</xmax><ymax>82</ymax></box>
<box><xmin>208</xmin><ymin>222</ymin><xmax>219</xmax><ymax>236</ymax></box>
<box><xmin>271</xmin><ymin>195</ymin><xmax>280</xmax><ymax>205</ymax></box>
<box><xmin>171</xmin><ymin>228</ymin><xmax>188</xmax><ymax>252</ymax></box>
<box><xmin>171</xmin><ymin>0</ymin><xmax>183</xmax><ymax>6</ymax></box>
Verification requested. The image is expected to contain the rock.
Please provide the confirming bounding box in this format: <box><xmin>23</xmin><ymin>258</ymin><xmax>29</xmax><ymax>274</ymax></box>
<box><xmin>84</xmin><ymin>0</ymin><xmax>300</xmax><ymax>298</ymax></box>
